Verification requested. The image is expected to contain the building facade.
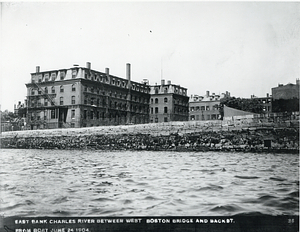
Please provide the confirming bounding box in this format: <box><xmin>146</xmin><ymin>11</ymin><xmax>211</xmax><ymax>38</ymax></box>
<box><xmin>271</xmin><ymin>80</ymin><xmax>299</xmax><ymax>113</ymax></box>
<box><xmin>250</xmin><ymin>93</ymin><xmax>272</xmax><ymax>117</ymax></box>
<box><xmin>24</xmin><ymin>62</ymin><xmax>150</xmax><ymax>129</ymax></box>
<box><xmin>149</xmin><ymin>80</ymin><xmax>189</xmax><ymax>123</ymax></box>
<box><xmin>189</xmin><ymin>91</ymin><xmax>230</xmax><ymax>121</ymax></box>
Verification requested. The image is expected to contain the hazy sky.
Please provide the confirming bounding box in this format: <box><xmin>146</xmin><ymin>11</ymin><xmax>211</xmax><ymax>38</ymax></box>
<box><xmin>1</xmin><ymin>1</ymin><xmax>299</xmax><ymax>111</ymax></box>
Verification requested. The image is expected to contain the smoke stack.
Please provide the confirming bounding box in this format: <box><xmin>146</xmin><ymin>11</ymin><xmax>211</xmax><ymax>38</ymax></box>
<box><xmin>86</xmin><ymin>62</ymin><xmax>91</xmax><ymax>69</ymax></box>
<box><xmin>36</xmin><ymin>66</ymin><xmax>40</xmax><ymax>73</ymax></box>
<box><xmin>126</xmin><ymin>63</ymin><xmax>131</xmax><ymax>81</ymax></box>
<box><xmin>161</xmin><ymin>79</ymin><xmax>165</xmax><ymax>85</ymax></box>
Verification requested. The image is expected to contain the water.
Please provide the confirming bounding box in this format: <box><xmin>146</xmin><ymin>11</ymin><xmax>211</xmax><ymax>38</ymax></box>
<box><xmin>0</xmin><ymin>149</ymin><xmax>298</xmax><ymax>217</ymax></box>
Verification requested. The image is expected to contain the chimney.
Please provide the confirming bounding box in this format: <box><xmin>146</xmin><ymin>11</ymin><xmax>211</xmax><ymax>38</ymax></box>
<box><xmin>167</xmin><ymin>80</ymin><xmax>171</xmax><ymax>85</ymax></box>
<box><xmin>161</xmin><ymin>79</ymin><xmax>165</xmax><ymax>85</ymax></box>
<box><xmin>36</xmin><ymin>66</ymin><xmax>40</xmax><ymax>73</ymax></box>
<box><xmin>126</xmin><ymin>63</ymin><xmax>131</xmax><ymax>80</ymax></box>
<box><xmin>267</xmin><ymin>93</ymin><xmax>269</xmax><ymax>97</ymax></box>
<box><xmin>105</xmin><ymin>68</ymin><xmax>109</xmax><ymax>75</ymax></box>
<box><xmin>206</xmin><ymin>91</ymin><xmax>210</xmax><ymax>97</ymax></box>
<box><xmin>86</xmin><ymin>62</ymin><xmax>91</xmax><ymax>69</ymax></box>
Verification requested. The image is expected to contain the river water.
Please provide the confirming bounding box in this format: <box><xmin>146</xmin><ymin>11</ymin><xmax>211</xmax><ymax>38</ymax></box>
<box><xmin>0</xmin><ymin>149</ymin><xmax>298</xmax><ymax>217</ymax></box>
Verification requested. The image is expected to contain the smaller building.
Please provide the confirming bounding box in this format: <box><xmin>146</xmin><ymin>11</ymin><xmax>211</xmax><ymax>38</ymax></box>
<box><xmin>272</xmin><ymin>79</ymin><xmax>300</xmax><ymax>100</ymax></box>
<box><xmin>149</xmin><ymin>80</ymin><xmax>189</xmax><ymax>123</ymax></box>
<box><xmin>250</xmin><ymin>93</ymin><xmax>272</xmax><ymax>117</ymax></box>
<box><xmin>271</xmin><ymin>79</ymin><xmax>299</xmax><ymax>113</ymax></box>
<box><xmin>189</xmin><ymin>91</ymin><xmax>230</xmax><ymax>121</ymax></box>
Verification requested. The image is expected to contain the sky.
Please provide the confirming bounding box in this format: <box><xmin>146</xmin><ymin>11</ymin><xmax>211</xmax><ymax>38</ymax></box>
<box><xmin>1</xmin><ymin>1</ymin><xmax>299</xmax><ymax>111</ymax></box>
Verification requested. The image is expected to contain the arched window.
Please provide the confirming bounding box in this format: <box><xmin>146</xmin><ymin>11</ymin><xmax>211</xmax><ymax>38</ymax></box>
<box><xmin>72</xmin><ymin>84</ymin><xmax>76</xmax><ymax>91</ymax></box>
<box><xmin>51</xmin><ymin>86</ymin><xmax>55</xmax><ymax>93</ymax></box>
<box><xmin>164</xmin><ymin>97</ymin><xmax>168</xmax><ymax>103</ymax></box>
<box><xmin>155</xmin><ymin>98</ymin><xmax>158</xmax><ymax>104</ymax></box>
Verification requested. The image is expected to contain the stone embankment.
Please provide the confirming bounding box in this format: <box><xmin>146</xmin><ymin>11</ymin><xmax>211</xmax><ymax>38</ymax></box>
<box><xmin>1</xmin><ymin>120</ymin><xmax>299</xmax><ymax>153</ymax></box>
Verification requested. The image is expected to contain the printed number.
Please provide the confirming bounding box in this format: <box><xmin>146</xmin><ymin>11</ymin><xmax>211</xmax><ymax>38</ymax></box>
<box><xmin>288</xmin><ymin>219</ymin><xmax>294</xmax><ymax>224</ymax></box>
<box><xmin>67</xmin><ymin>229</ymin><xmax>74</xmax><ymax>232</ymax></box>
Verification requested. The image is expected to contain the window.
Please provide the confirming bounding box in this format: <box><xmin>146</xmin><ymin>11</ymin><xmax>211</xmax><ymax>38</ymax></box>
<box><xmin>38</xmin><ymin>89</ymin><xmax>42</xmax><ymax>95</ymax></box>
<box><xmin>164</xmin><ymin>87</ymin><xmax>168</xmax><ymax>93</ymax></box>
<box><xmin>60</xmin><ymin>97</ymin><xmax>63</xmax><ymax>105</ymax></box>
<box><xmin>51</xmin><ymin>73</ymin><xmax>56</xmax><ymax>81</ymax></box>
<box><xmin>164</xmin><ymin>97</ymin><xmax>168</xmax><ymax>103</ymax></box>
<box><xmin>71</xmin><ymin>123</ymin><xmax>75</xmax><ymax>128</ymax></box>
<box><xmin>164</xmin><ymin>107</ymin><xmax>168</xmax><ymax>114</ymax></box>
<box><xmin>72</xmin><ymin>70</ymin><xmax>77</xmax><ymax>78</ymax></box>
<box><xmin>71</xmin><ymin>96</ymin><xmax>75</xmax><ymax>105</ymax></box>
<box><xmin>164</xmin><ymin>117</ymin><xmax>168</xmax><ymax>122</ymax></box>
<box><xmin>206</xmin><ymin>106</ymin><xmax>210</xmax><ymax>111</ymax></box>
<box><xmin>151</xmin><ymin>108</ymin><xmax>153</xmax><ymax>114</ymax></box>
<box><xmin>155</xmin><ymin>98</ymin><xmax>158</xmax><ymax>104</ymax></box>
<box><xmin>72</xmin><ymin>84</ymin><xmax>76</xmax><ymax>91</ymax></box>
<box><xmin>151</xmin><ymin>99</ymin><xmax>153</xmax><ymax>104</ymax></box>
<box><xmin>51</xmin><ymin>109</ymin><xmax>56</xmax><ymax>119</ymax></box>
<box><xmin>44</xmin><ymin>87</ymin><xmax>48</xmax><ymax>93</ymax></box>
<box><xmin>44</xmin><ymin>74</ymin><xmax>49</xmax><ymax>82</ymax></box>
<box><xmin>190</xmin><ymin>107</ymin><xmax>194</xmax><ymax>111</ymax></box>
<box><xmin>60</xmin><ymin>72</ymin><xmax>65</xmax><ymax>80</ymax></box>
<box><xmin>201</xmin><ymin>106</ymin><xmax>205</xmax><ymax>111</ymax></box>
<box><xmin>190</xmin><ymin>115</ymin><xmax>195</xmax><ymax>120</ymax></box>
<box><xmin>60</xmin><ymin>86</ymin><xmax>64</xmax><ymax>93</ymax></box>
<box><xmin>155</xmin><ymin>107</ymin><xmax>158</xmax><ymax>113</ymax></box>
<box><xmin>155</xmin><ymin>118</ymin><xmax>158</xmax><ymax>123</ymax></box>
<box><xmin>71</xmin><ymin>110</ymin><xmax>75</xmax><ymax>119</ymax></box>
<box><xmin>31</xmin><ymin>89</ymin><xmax>35</xmax><ymax>95</ymax></box>
<box><xmin>44</xmin><ymin>98</ymin><xmax>48</xmax><ymax>106</ymax></box>
<box><xmin>51</xmin><ymin>86</ymin><xmax>55</xmax><ymax>93</ymax></box>
<box><xmin>84</xmin><ymin>110</ymin><xmax>87</xmax><ymax>119</ymax></box>
<box><xmin>91</xmin><ymin>111</ymin><xmax>94</xmax><ymax>119</ymax></box>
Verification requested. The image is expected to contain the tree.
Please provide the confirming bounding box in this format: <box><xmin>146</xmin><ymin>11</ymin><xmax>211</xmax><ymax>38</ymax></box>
<box><xmin>1</xmin><ymin>110</ymin><xmax>18</xmax><ymax>122</ymax></box>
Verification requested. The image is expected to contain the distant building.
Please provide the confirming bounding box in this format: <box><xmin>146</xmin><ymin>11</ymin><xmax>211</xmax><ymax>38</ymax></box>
<box><xmin>250</xmin><ymin>93</ymin><xmax>272</xmax><ymax>117</ymax></box>
<box><xmin>271</xmin><ymin>79</ymin><xmax>299</xmax><ymax>113</ymax></box>
<box><xmin>149</xmin><ymin>80</ymin><xmax>189</xmax><ymax>123</ymax></box>
<box><xmin>272</xmin><ymin>79</ymin><xmax>300</xmax><ymax>100</ymax></box>
<box><xmin>23</xmin><ymin>62</ymin><xmax>150</xmax><ymax>129</ymax></box>
<box><xmin>189</xmin><ymin>91</ymin><xmax>230</xmax><ymax>121</ymax></box>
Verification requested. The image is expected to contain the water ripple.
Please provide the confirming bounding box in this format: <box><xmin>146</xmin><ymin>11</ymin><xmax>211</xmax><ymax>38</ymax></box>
<box><xmin>0</xmin><ymin>149</ymin><xmax>298</xmax><ymax>216</ymax></box>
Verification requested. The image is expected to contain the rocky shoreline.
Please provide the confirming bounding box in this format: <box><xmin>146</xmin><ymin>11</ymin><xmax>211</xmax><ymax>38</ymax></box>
<box><xmin>1</xmin><ymin>126</ymin><xmax>299</xmax><ymax>154</ymax></box>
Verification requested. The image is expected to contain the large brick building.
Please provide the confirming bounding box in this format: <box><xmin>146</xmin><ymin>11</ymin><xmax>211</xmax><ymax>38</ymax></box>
<box><xmin>149</xmin><ymin>80</ymin><xmax>189</xmax><ymax>123</ymax></box>
<box><xmin>23</xmin><ymin>62</ymin><xmax>150</xmax><ymax>129</ymax></box>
